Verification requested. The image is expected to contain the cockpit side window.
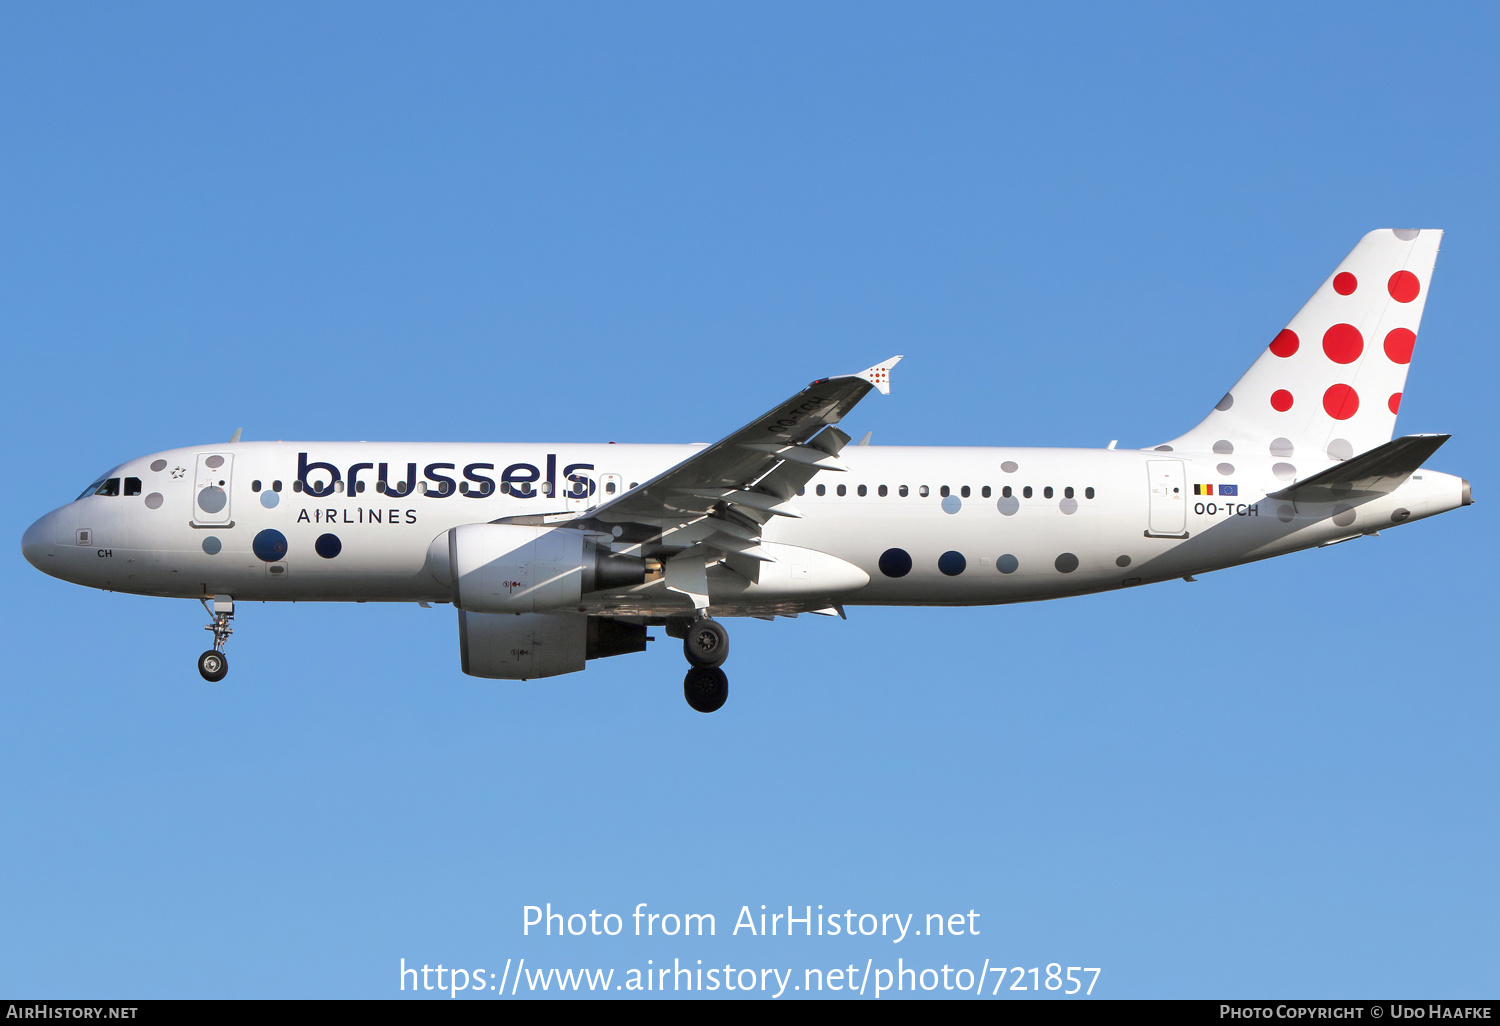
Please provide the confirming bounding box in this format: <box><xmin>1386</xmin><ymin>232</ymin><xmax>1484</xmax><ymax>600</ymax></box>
<box><xmin>94</xmin><ymin>478</ymin><xmax>121</xmax><ymax>497</ymax></box>
<box><xmin>124</xmin><ymin>477</ymin><xmax>142</xmax><ymax>496</ymax></box>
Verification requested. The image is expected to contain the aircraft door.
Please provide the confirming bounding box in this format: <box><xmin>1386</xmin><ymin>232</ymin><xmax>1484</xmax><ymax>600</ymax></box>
<box><xmin>1146</xmin><ymin>459</ymin><xmax>1187</xmax><ymax>537</ymax></box>
<box><xmin>192</xmin><ymin>453</ymin><xmax>234</xmax><ymax>526</ymax></box>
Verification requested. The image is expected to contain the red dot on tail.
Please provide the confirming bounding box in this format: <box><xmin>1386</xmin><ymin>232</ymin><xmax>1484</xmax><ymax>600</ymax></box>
<box><xmin>1388</xmin><ymin>271</ymin><xmax>1420</xmax><ymax>303</ymax></box>
<box><xmin>1323</xmin><ymin>384</ymin><xmax>1359</xmax><ymax>420</ymax></box>
<box><xmin>1270</xmin><ymin>389</ymin><xmax>1294</xmax><ymax>412</ymax></box>
<box><xmin>1322</xmin><ymin>323</ymin><xmax>1364</xmax><ymax>364</ymax></box>
<box><xmin>1389</xmin><ymin>392</ymin><xmax>1402</xmax><ymax>414</ymax></box>
<box><xmin>1384</xmin><ymin>327</ymin><xmax>1416</xmax><ymax>364</ymax></box>
<box><xmin>1269</xmin><ymin>329</ymin><xmax>1299</xmax><ymax>358</ymax></box>
<box><xmin>1333</xmin><ymin>272</ymin><xmax>1357</xmax><ymax>295</ymax></box>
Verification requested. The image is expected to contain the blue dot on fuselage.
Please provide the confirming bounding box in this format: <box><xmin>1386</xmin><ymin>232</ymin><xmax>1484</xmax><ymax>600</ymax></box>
<box><xmin>315</xmin><ymin>533</ymin><xmax>342</xmax><ymax>559</ymax></box>
<box><xmin>938</xmin><ymin>550</ymin><xmax>967</xmax><ymax>576</ymax></box>
<box><xmin>252</xmin><ymin>528</ymin><xmax>287</xmax><ymax>562</ymax></box>
<box><xmin>878</xmin><ymin>547</ymin><xmax>912</xmax><ymax>578</ymax></box>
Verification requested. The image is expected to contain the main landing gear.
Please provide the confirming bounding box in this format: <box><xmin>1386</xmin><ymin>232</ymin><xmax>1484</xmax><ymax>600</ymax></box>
<box><xmin>198</xmin><ymin>596</ymin><xmax>233</xmax><ymax>683</ymax></box>
<box><xmin>672</xmin><ymin>615</ymin><xmax>729</xmax><ymax>713</ymax></box>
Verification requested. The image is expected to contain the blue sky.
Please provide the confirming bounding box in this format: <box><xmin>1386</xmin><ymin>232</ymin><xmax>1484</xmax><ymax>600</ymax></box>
<box><xmin>2</xmin><ymin>2</ymin><xmax>1495</xmax><ymax>999</ymax></box>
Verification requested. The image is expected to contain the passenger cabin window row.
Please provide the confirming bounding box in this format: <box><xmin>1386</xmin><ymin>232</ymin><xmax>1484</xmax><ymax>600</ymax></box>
<box><xmin>797</xmin><ymin>484</ymin><xmax>1099</xmax><ymax>500</ymax></box>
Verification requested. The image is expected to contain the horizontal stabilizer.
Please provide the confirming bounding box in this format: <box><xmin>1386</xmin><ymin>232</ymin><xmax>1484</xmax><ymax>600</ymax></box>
<box><xmin>1269</xmin><ymin>433</ymin><xmax>1450</xmax><ymax>504</ymax></box>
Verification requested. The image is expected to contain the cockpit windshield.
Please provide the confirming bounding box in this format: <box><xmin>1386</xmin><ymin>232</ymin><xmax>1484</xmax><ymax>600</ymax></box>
<box><xmin>76</xmin><ymin>475</ymin><xmax>110</xmax><ymax>500</ymax></box>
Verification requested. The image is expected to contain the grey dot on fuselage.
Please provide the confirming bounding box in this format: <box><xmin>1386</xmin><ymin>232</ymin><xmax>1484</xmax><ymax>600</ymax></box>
<box><xmin>1115</xmin><ymin>554</ymin><xmax>1131</xmax><ymax>567</ymax></box>
<box><xmin>1273</xmin><ymin>463</ymin><xmax>1296</xmax><ymax>481</ymax></box>
<box><xmin>941</xmin><ymin>494</ymin><xmax>961</xmax><ymax>514</ymax></box>
<box><xmin>260</xmin><ymin>491</ymin><xmax>279</xmax><ymax>508</ymax></box>
<box><xmin>1277</xmin><ymin>504</ymin><xmax>1295</xmax><ymax>523</ymax></box>
<box><xmin>996</xmin><ymin>554</ymin><xmax>1019</xmax><ymax>574</ymax></box>
<box><xmin>144</xmin><ymin>492</ymin><xmax>163</xmax><ymax>509</ymax></box>
<box><xmin>197</xmin><ymin>487</ymin><xmax>227</xmax><ymax>513</ymax></box>
<box><xmin>1054</xmin><ymin>552</ymin><xmax>1079</xmax><ymax>573</ymax></box>
<box><xmin>150</xmin><ymin>459</ymin><xmax>167</xmax><ymax>472</ymax></box>
<box><xmin>1331</xmin><ymin>504</ymin><xmax>1356</xmax><ymax>527</ymax></box>
<box><xmin>1217</xmin><ymin>463</ymin><xmax>1235</xmax><ymax>476</ymax></box>
<box><xmin>1059</xmin><ymin>497</ymin><xmax>1077</xmax><ymax>515</ymax></box>
<box><xmin>205</xmin><ymin>455</ymin><xmax>224</xmax><ymax>470</ymax></box>
<box><xmin>1215</xmin><ymin>393</ymin><xmax>1234</xmax><ymax>411</ymax></box>
<box><xmin>1213</xmin><ymin>439</ymin><xmax>1234</xmax><ymax>454</ymax></box>
<box><xmin>1154</xmin><ymin>445</ymin><xmax>1173</xmax><ymax>452</ymax></box>
<box><xmin>202</xmin><ymin>537</ymin><xmax>222</xmax><ymax>555</ymax></box>
<box><xmin>996</xmin><ymin>496</ymin><xmax>1019</xmax><ymax>516</ymax></box>
<box><xmin>1270</xmin><ymin>437</ymin><xmax>1294</xmax><ymax>457</ymax></box>
<box><xmin>1326</xmin><ymin>438</ymin><xmax>1353</xmax><ymax>461</ymax></box>
<box><xmin>1001</xmin><ymin>461</ymin><xmax>1018</xmax><ymax>474</ymax></box>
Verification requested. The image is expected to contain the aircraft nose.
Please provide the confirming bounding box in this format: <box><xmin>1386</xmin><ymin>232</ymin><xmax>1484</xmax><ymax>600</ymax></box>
<box><xmin>21</xmin><ymin>510</ymin><xmax>60</xmax><ymax>572</ymax></box>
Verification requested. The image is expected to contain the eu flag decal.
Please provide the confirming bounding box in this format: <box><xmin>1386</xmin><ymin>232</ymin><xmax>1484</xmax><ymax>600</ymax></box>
<box><xmin>1220</xmin><ymin>484</ymin><xmax>1239</xmax><ymax>496</ymax></box>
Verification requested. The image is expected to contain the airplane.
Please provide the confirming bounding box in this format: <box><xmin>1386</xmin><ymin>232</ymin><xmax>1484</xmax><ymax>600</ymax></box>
<box><xmin>21</xmin><ymin>229</ymin><xmax>1470</xmax><ymax>712</ymax></box>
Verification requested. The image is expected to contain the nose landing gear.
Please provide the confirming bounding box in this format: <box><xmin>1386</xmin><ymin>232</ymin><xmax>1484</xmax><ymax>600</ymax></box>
<box><xmin>674</xmin><ymin>614</ymin><xmax>730</xmax><ymax>712</ymax></box>
<box><xmin>198</xmin><ymin>596</ymin><xmax>233</xmax><ymax>683</ymax></box>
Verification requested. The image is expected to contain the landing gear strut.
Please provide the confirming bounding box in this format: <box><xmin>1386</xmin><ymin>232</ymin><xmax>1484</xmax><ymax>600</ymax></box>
<box><xmin>676</xmin><ymin>615</ymin><xmax>729</xmax><ymax>712</ymax></box>
<box><xmin>198</xmin><ymin>596</ymin><xmax>233</xmax><ymax>683</ymax></box>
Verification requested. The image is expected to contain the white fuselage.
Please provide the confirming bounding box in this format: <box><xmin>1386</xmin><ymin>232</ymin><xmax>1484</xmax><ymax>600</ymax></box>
<box><xmin>21</xmin><ymin>441</ymin><xmax>1469</xmax><ymax>614</ymax></box>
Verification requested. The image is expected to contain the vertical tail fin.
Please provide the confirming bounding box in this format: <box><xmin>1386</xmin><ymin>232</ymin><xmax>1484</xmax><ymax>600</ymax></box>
<box><xmin>1160</xmin><ymin>229</ymin><xmax>1442</xmax><ymax>463</ymax></box>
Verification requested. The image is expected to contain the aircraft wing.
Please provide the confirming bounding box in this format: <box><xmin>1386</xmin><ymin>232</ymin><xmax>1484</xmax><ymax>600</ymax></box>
<box><xmin>1268</xmin><ymin>433</ymin><xmax>1450</xmax><ymax>505</ymax></box>
<box><xmin>570</xmin><ymin>356</ymin><xmax>901</xmax><ymax>603</ymax></box>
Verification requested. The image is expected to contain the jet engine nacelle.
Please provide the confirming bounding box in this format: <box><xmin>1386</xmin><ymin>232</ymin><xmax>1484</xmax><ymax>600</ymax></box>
<box><xmin>459</xmin><ymin>611</ymin><xmax>650</xmax><ymax>679</ymax></box>
<box><xmin>447</xmin><ymin>523</ymin><xmax>645</xmax><ymax>614</ymax></box>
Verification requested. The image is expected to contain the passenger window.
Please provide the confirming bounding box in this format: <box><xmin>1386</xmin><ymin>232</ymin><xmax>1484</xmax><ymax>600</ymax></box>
<box><xmin>919</xmin><ymin>486</ymin><xmax>930</xmax><ymax>497</ymax></box>
<box><xmin>939</xmin><ymin>485</ymin><xmax>950</xmax><ymax>498</ymax></box>
<box><xmin>500</xmin><ymin>482</ymin><xmax>511</xmax><ymax>495</ymax></box>
<box><xmin>981</xmin><ymin>486</ymin><xmax>991</xmax><ymax>498</ymax></box>
<box><xmin>124</xmin><ymin>477</ymin><xmax>142</xmax><ymax>496</ymax></box>
<box><xmin>1044</xmin><ymin>486</ymin><xmax>1054</xmax><ymax>499</ymax></box>
<box><xmin>1023</xmin><ymin>486</ymin><xmax>1033</xmax><ymax>498</ymax></box>
<box><xmin>878</xmin><ymin>485</ymin><xmax>888</xmax><ymax>497</ymax></box>
<box><xmin>629</xmin><ymin>482</ymin><xmax>638</xmax><ymax>489</ymax></box>
<box><xmin>1002</xmin><ymin>486</ymin><xmax>1012</xmax><ymax>498</ymax></box>
<box><xmin>961</xmin><ymin>486</ymin><xmax>971</xmax><ymax>498</ymax></box>
<box><xmin>899</xmin><ymin>485</ymin><xmax>909</xmax><ymax>497</ymax></box>
<box><xmin>857</xmin><ymin>484</ymin><xmax>867</xmax><ymax>497</ymax></box>
<box><xmin>95</xmin><ymin>478</ymin><xmax>121</xmax><ymax>497</ymax></box>
<box><xmin>798</xmin><ymin>486</ymin><xmax>806</xmax><ymax>496</ymax></box>
<box><xmin>273</xmin><ymin>480</ymin><xmax>282</xmax><ymax>492</ymax></box>
<box><xmin>1086</xmin><ymin>487</ymin><xmax>1095</xmax><ymax>499</ymax></box>
<box><xmin>837</xmin><ymin>484</ymin><xmax>847</xmax><ymax>496</ymax></box>
<box><xmin>252</xmin><ymin>480</ymin><xmax>262</xmax><ymax>492</ymax></box>
<box><xmin>1065</xmin><ymin>486</ymin><xmax>1074</xmax><ymax>499</ymax></box>
<box><xmin>355</xmin><ymin>481</ymin><xmax>366</xmax><ymax>494</ymax></box>
<box><xmin>816</xmin><ymin>484</ymin><xmax>826</xmax><ymax>496</ymax></box>
<box><xmin>293</xmin><ymin>480</ymin><xmax>304</xmax><ymax>493</ymax></box>
<box><xmin>606</xmin><ymin>481</ymin><xmax>617</xmax><ymax>494</ymax></box>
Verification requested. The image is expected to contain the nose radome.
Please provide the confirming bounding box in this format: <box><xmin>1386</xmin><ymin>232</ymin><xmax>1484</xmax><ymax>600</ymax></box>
<box><xmin>22</xmin><ymin>510</ymin><xmax>62</xmax><ymax>572</ymax></box>
<box><xmin>22</xmin><ymin>516</ymin><xmax>49</xmax><ymax>570</ymax></box>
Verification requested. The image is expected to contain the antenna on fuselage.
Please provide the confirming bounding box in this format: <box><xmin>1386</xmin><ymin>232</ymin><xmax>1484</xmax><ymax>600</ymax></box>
<box><xmin>229</xmin><ymin>428</ymin><xmax>242</xmax><ymax>443</ymax></box>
